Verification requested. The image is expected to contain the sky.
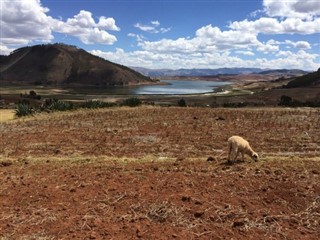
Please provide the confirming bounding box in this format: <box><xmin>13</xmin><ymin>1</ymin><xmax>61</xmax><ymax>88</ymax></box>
<box><xmin>0</xmin><ymin>0</ymin><xmax>319</xmax><ymax>70</ymax></box>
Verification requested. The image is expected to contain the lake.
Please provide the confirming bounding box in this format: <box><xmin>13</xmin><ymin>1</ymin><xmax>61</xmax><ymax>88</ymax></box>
<box><xmin>72</xmin><ymin>80</ymin><xmax>229</xmax><ymax>95</ymax></box>
<box><xmin>134</xmin><ymin>80</ymin><xmax>229</xmax><ymax>95</ymax></box>
<box><xmin>0</xmin><ymin>80</ymin><xmax>229</xmax><ymax>99</ymax></box>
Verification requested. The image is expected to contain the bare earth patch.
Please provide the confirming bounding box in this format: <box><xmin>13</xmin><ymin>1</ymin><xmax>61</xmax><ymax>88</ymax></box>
<box><xmin>0</xmin><ymin>107</ymin><xmax>320</xmax><ymax>239</ymax></box>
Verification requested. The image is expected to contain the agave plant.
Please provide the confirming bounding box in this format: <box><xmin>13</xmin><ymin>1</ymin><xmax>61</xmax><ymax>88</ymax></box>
<box><xmin>50</xmin><ymin>100</ymin><xmax>73</xmax><ymax>111</ymax></box>
<box><xmin>81</xmin><ymin>100</ymin><xmax>117</xmax><ymax>109</ymax></box>
<box><xmin>15</xmin><ymin>104</ymin><xmax>34</xmax><ymax>117</ymax></box>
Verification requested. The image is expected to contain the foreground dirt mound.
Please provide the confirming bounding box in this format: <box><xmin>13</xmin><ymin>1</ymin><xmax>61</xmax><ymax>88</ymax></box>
<box><xmin>1</xmin><ymin>107</ymin><xmax>320</xmax><ymax>239</ymax></box>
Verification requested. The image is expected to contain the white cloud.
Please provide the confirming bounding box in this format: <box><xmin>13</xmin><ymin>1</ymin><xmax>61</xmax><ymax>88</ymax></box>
<box><xmin>138</xmin><ymin>24</ymin><xmax>259</xmax><ymax>54</ymax></box>
<box><xmin>0</xmin><ymin>0</ymin><xmax>54</xmax><ymax>45</ymax></box>
<box><xmin>285</xmin><ymin>40</ymin><xmax>311</xmax><ymax>49</ymax></box>
<box><xmin>128</xmin><ymin>33</ymin><xmax>145</xmax><ymax>42</ymax></box>
<box><xmin>256</xmin><ymin>39</ymin><xmax>280</xmax><ymax>53</ymax></box>
<box><xmin>151</xmin><ymin>20</ymin><xmax>160</xmax><ymax>26</ymax></box>
<box><xmin>0</xmin><ymin>0</ymin><xmax>120</xmax><ymax>48</ymax></box>
<box><xmin>263</xmin><ymin>0</ymin><xmax>320</xmax><ymax>20</ymax></box>
<box><xmin>65</xmin><ymin>10</ymin><xmax>95</xmax><ymax>28</ymax></box>
<box><xmin>256</xmin><ymin>42</ymin><xmax>279</xmax><ymax>53</ymax></box>
<box><xmin>97</xmin><ymin>16</ymin><xmax>120</xmax><ymax>31</ymax></box>
<box><xmin>52</xmin><ymin>10</ymin><xmax>119</xmax><ymax>45</ymax></box>
<box><xmin>134</xmin><ymin>20</ymin><xmax>171</xmax><ymax>33</ymax></box>
<box><xmin>0</xmin><ymin>44</ymin><xmax>15</xmax><ymax>55</ymax></box>
<box><xmin>1</xmin><ymin>0</ymin><xmax>318</xmax><ymax>71</ymax></box>
<box><xmin>134</xmin><ymin>23</ymin><xmax>157</xmax><ymax>33</ymax></box>
<box><xmin>121</xmin><ymin>23</ymin><xmax>318</xmax><ymax>69</ymax></box>
<box><xmin>195</xmin><ymin>25</ymin><xmax>259</xmax><ymax>47</ymax></box>
<box><xmin>235</xmin><ymin>50</ymin><xmax>255</xmax><ymax>56</ymax></box>
<box><xmin>91</xmin><ymin>47</ymin><xmax>319</xmax><ymax>71</ymax></box>
<box><xmin>229</xmin><ymin>17</ymin><xmax>320</xmax><ymax>35</ymax></box>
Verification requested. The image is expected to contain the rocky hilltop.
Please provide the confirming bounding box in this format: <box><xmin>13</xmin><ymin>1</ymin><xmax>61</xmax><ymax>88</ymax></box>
<box><xmin>0</xmin><ymin>44</ymin><xmax>155</xmax><ymax>86</ymax></box>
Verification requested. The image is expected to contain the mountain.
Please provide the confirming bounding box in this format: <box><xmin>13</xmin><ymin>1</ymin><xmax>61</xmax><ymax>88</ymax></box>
<box><xmin>132</xmin><ymin>67</ymin><xmax>309</xmax><ymax>78</ymax></box>
<box><xmin>285</xmin><ymin>69</ymin><xmax>320</xmax><ymax>88</ymax></box>
<box><xmin>0</xmin><ymin>44</ymin><xmax>154</xmax><ymax>86</ymax></box>
<box><xmin>131</xmin><ymin>67</ymin><xmax>264</xmax><ymax>77</ymax></box>
<box><xmin>259</xmin><ymin>69</ymin><xmax>308</xmax><ymax>75</ymax></box>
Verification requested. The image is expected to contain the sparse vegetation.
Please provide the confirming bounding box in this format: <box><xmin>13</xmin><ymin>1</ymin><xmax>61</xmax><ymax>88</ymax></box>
<box><xmin>80</xmin><ymin>100</ymin><xmax>116</xmax><ymax>109</ymax></box>
<box><xmin>177</xmin><ymin>98</ymin><xmax>187</xmax><ymax>107</ymax></box>
<box><xmin>14</xmin><ymin>103</ymin><xmax>34</xmax><ymax>117</ymax></box>
<box><xmin>279</xmin><ymin>95</ymin><xmax>320</xmax><ymax>107</ymax></box>
<box><xmin>19</xmin><ymin>90</ymin><xmax>41</xmax><ymax>100</ymax></box>
<box><xmin>47</xmin><ymin>99</ymin><xmax>73</xmax><ymax>111</ymax></box>
<box><xmin>122</xmin><ymin>97</ymin><xmax>142</xmax><ymax>107</ymax></box>
<box><xmin>13</xmin><ymin>98</ymin><xmax>118</xmax><ymax>117</ymax></box>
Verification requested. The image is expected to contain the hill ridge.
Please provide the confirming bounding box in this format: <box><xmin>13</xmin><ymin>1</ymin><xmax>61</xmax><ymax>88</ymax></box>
<box><xmin>0</xmin><ymin>43</ymin><xmax>154</xmax><ymax>87</ymax></box>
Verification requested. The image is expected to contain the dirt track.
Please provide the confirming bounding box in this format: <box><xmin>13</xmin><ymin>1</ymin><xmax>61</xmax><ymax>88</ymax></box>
<box><xmin>1</xmin><ymin>107</ymin><xmax>320</xmax><ymax>239</ymax></box>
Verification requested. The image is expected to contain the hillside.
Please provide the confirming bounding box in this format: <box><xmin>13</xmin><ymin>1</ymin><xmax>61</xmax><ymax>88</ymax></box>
<box><xmin>285</xmin><ymin>69</ymin><xmax>320</xmax><ymax>88</ymax></box>
<box><xmin>0</xmin><ymin>44</ymin><xmax>155</xmax><ymax>86</ymax></box>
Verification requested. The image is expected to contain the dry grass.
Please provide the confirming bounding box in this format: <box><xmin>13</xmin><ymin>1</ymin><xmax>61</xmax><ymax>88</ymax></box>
<box><xmin>1</xmin><ymin>106</ymin><xmax>320</xmax><ymax>160</ymax></box>
<box><xmin>0</xmin><ymin>109</ymin><xmax>15</xmax><ymax>122</ymax></box>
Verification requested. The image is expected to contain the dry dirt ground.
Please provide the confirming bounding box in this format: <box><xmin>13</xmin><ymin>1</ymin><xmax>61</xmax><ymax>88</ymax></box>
<box><xmin>1</xmin><ymin>107</ymin><xmax>320</xmax><ymax>239</ymax></box>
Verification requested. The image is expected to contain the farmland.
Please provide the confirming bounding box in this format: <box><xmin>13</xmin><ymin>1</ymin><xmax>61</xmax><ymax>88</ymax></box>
<box><xmin>1</xmin><ymin>106</ymin><xmax>320</xmax><ymax>239</ymax></box>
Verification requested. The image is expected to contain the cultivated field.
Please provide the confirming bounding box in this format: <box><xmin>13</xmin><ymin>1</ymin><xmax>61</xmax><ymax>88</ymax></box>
<box><xmin>1</xmin><ymin>107</ymin><xmax>320</xmax><ymax>239</ymax></box>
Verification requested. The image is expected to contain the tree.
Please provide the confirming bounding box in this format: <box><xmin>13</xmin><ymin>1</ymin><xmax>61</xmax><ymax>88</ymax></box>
<box><xmin>279</xmin><ymin>95</ymin><xmax>292</xmax><ymax>106</ymax></box>
<box><xmin>177</xmin><ymin>98</ymin><xmax>187</xmax><ymax>107</ymax></box>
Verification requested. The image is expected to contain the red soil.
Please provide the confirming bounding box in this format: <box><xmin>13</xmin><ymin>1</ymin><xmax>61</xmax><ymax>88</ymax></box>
<box><xmin>1</xmin><ymin>107</ymin><xmax>320</xmax><ymax>239</ymax></box>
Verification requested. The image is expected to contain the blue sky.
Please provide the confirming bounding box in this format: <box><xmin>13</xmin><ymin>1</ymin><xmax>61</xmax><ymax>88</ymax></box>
<box><xmin>1</xmin><ymin>0</ymin><xmax>319</xmax><ymax>70</ymax></box>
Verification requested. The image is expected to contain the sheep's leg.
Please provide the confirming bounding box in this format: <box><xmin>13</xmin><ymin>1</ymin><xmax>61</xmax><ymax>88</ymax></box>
<box><xmin>241</xmin><ymin>152</ymin><xmax>245</xmax><ymax>162</ymax></box>
<box><xmin>228</xmin><ymin>144</ymin><xmax>232</xmax><ymax>163</ymax></box>
<box><xmin>234</xmin><ymin>148</ymin><xmax>239</xmax><ymax>161</ymax></box>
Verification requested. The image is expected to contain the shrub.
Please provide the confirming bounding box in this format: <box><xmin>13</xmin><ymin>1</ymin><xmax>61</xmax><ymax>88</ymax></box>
<box><xmin>81</xmin><ymin>100</ymin><xmax>116</xmax><ymax>109</ymax></box>
<box><xmin>51</xmin><ymin>100</ymin><xmax>73</xmax><ymax>111</ymax></box>
<box><xmin>279</xmin><ymin>95</ymin><xmax>292</xmax><ymax>106</ymax></box>
<box><xmin>222</xmin><ymin>102</ymin><xmax>249</xmax><ymax>108</ymax></box>
<box><xmin>15</xmin><ymin>104</ymin><xmax>34</xmax><ymax>117</ymax></box>
<box><xmin>177</xmin><ymin>98</ymin><xmax>187</xmax><ymax>107</ymax></box>
<box><xmin>122</xmin><ymin>97</ymin><xmax>142</xmax><ymax>107</ymax></box>
<box><xmin>28</xmin><ymin>90</ymin><xmax>41</xmax><ymax>100</ymax></box>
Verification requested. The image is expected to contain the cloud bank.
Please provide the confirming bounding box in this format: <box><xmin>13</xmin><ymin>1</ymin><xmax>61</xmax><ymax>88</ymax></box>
<box><xmin>0</xmin><ymin>0</ymin><xmax>120</xmax><ymax>54</ymax></box>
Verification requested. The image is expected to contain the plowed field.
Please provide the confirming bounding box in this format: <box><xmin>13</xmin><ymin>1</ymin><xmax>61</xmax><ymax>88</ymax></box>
<box><xmin>1</xmin><ymin>107</ymin><xmax>320</xmax><ymax>239</ymax></box>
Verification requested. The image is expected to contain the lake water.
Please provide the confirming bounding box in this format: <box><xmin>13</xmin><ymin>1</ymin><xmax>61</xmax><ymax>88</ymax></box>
<box><xmin>134</xmin><ymin>80</ymin><xmax>229</xmax><ymax>95</ymax></box>
<box><xmin>68</xmin><ymin>80</ymin><xmax>229</xmax><ymax>96</ymax></box>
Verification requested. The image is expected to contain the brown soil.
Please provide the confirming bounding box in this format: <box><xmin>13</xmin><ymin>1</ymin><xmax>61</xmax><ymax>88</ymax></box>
<box><xmin>1</xmin><ymin>107</ymin><xmax>320</xmax><ymax>239</ymax></box>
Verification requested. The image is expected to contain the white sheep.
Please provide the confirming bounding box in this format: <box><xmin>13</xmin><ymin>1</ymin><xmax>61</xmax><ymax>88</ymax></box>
<box><xmin>227</xmin><ymin>136</ymin><xmax>258</xmax><ymax>163</ymax></box>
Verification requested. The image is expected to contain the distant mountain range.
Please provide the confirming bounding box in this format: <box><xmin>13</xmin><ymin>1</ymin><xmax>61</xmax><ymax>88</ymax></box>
<box><xmin>0</xmin><ymin>44</ymin><xmax>155</xmax><ymax>86</ymax></box>
<box><xmin>132</xmin><ymin>67</ymin><xmax>308</xmax><ymax>77</ymax></box>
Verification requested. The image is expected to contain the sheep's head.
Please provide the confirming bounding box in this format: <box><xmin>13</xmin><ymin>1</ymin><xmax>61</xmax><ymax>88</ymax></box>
<box><xmin>252</xmin><ymin>152</ymin><xmax>259</xmax><ymax>161</ymax></box>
